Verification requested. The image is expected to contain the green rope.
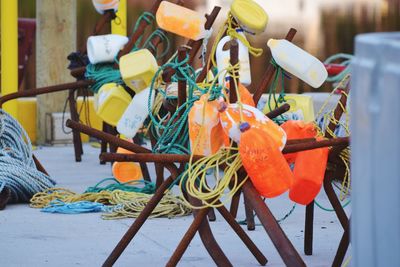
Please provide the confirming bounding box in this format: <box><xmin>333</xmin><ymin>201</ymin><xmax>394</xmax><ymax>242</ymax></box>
<box><xmin>144</xmin><ymin>29</ymin><xmax>171</xmax><ymax>59</ymax></box>
<box><xmin>237</xmin><ymin>203</ymin><xmax>297</xmax><ymax>226</ymax></box>
<box><xmin>85</xmin><ymin>63</ymin><xmax>123</xmax><ymax>93</ymax></box>
<box><xmin>324</xmin><ymin>53</ymin><xmax>353</xmax><ymax>83</ymax></box>
<box><xmin>266</xmin><ymin>58</ymin><xmax>288</xmax><ymax>124</ymax></box>
<box><xmin>84</xmin><ymin>178</ymin><xmax>156</xmax><ymax>194</ymax></box>
<box><xmin>314</xmin><ymin>199</ymin><xmax>351</xmax><ymax>212</ymax></box>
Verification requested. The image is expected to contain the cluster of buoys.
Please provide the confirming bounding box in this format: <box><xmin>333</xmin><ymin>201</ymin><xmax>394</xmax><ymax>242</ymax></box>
<box><xmin>85</xmin><ymin>0</ymin><xmax>339</xmax><ymax>206</ymax></box>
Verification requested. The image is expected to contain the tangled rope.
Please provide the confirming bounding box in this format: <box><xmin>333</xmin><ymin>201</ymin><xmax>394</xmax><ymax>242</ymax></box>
<box><xmin>0</xmin><ymin>110</ymin><xmax>56</xmax><ymax>203</ymax></box>
<box><xmin>30</xmin><ymin>181</ymin><xmax>191</xmax><ymax>219</ymax></box>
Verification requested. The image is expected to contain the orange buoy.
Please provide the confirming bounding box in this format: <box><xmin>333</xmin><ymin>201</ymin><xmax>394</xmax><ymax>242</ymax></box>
<box><xmin>281</xmin><ymin>120</ymin><xmax>317</xmax><ymax>163</ymax></box>
<box><xmin>239</xmin><ymin>126</ymin><xmax>293</xmax><ymax>198</ymax></box>
<box><xmin>289</xmin><ymin>137</ymin><xmax>329</xmax><ymax>205</ymax></box>
<box><xmin>112</xmin><ymin>146</ymin><xmax>143</xmax><ymax>182</ymax></box>
<box><xmin>219</xmin><ymin>103</ymin><xmax>286</xmax><ymax>149</ymax></box>
<box><xmin>188</xmin><ymin>95</ymin><xmax>225</xmax><ymax>156</ymax></box>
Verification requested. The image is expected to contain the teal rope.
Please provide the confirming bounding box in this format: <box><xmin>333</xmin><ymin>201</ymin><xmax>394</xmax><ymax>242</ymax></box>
<box><xmin>41</xmin><ymin>200</ymin><xmax>111</xmax><ymax>214</ymax></box>
<box><xmin>0</xmin><ymin>109</ymin><xmax>56</xmax><ymax>203</ymax></box>
<box><xmin>314</xmin><ymin>199</ymin><xmax>351</xmax><ymax>212</ymax></box>
<box><xmin>324</xmin><ymin>53</ymin><xmax>353</xmax><ymax>83</ymax></box>
<box><xmin>144</xmin><ymin>29</ymin><xmax>171</xmax><ymax>59</ymax></box>
<box><xmin>84</xmin><ymin>178</ymin><xmax>156</xmax><ymax>194</ymax></box>
<box><xmin>266</xmin><ymin>58</ymin><xmax>288</xmax><ymax>124</ymax></box>
<box><xmin>238</xmin><ymin>203</ymin><xmax>297</xmax><ymax>226</ymax></box>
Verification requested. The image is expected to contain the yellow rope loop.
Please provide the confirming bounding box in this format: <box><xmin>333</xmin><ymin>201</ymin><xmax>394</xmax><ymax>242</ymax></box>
<box><xmin>226</xmin><ymin>27</ymin><xmax>263</xmax><ymax>57</ymax></box>
<box><xmin>315</xmin><ymin>74</ymin><xmax>351</xmax><ymax>199</ymax></box>
<box><xmin>180</xmin><ymin>147</ymin><xmax>248</xmax><ymax>210</ymax></box>
<box><xmin>30</xmin><ymin>188</ymin><xmax>192</xmax><ymax>219</ymax></box>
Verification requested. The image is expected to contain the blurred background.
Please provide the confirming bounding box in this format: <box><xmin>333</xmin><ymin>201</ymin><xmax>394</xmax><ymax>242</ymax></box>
<box><xmin>6</xmin><ymin>0</ymin><xmax>400</xmax><ymax>93</ymax></box>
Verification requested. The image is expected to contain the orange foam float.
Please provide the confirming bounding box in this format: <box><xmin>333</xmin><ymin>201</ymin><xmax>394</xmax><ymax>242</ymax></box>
<box><xmin>188</xmin><ymin>95</ymin><xmax>225</xmax><ymax>156</ymax></box>
<box><xmin>289</xmin><ymin>137</ymin><xmax>329</xmax><ymax>205</ymax></box>
<box><xmin>281</xmin><ymin>120</ymin><xmax>317</xmax><ymax>163</ymax></box>
<box><xmin>239</xmin><ymin>127</ymin><xmax>293</xmax><ymax>198</ymax></box>
<box><xmin>218</xmin><ymin>102</ymin><xmax>286</xmax><ymax>149</ymax></box>
<box><xmin>112</xmin><ymin>146</ymin><xmax>143</xmax><ymax>183</ymax></box>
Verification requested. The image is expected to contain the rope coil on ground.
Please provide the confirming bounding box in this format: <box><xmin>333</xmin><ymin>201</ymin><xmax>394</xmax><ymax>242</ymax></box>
<box><xmin>0</xmin><ymin>110</ymin><xmax>56</xmax><ymax>204</ymax></box>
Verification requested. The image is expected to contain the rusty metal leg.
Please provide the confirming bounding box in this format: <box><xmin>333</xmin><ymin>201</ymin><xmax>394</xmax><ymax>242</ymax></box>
<box><xmin>242</xmin><ymin>180</ymin><xmax>306</xmax><ymax>267</ymax></box>
<box><xmin>244</xmin><ymin>195</ymin><xmax>256</xmax><ymax>231</ymax></box>
<box><xmin>102</xmin><ymin>173</ymin><xmax>177</xmax><ymax>267</ymax></box>
<box><xmin>323</xmin><ymin>172</ymin><xmax>349</xmax><ymax>230</ymax></box>
<box><xmin>230</xmin><ymin>189</ymin><xmax>241</xmax><ymax>218</ymax></box>
<box><xmin>132</xmin><ymin>134</ymin><xmax>151</xmax><ymax>182</ymax></box>
<box><xmin>207</xmin><ymin>208</ymin><xmax>216</xmax><ymax>222</ymax></box>
<box><xmin>191</xmin><ymin>197</ymin><xmax>233</xmax><ymax>267</ymax></box>
<box><xmin>166</xmin><ymin>208</ymin><xmax>210</xmax><ymax>267</ymax></box>
<box><xmin>33</xmin><ymin>154</ymin><xmax>49</xmax><ymax>175</ymax></box>
<box><xmin>68</xmin><ymin>89</ymin><xmax>83</xmax><ymax>162</ymax></box>
<box><xmin>216</xmin><ymin>204</ymin><xmax>267</xmax><ymax>266</ymax></box>
<box><xmin>149</xmin><ymin>131</ymin><xmax>165</xmax><ymax>188</ymax></box>
<box><xmin>100</xmin><ymin>122</ymin><xmax>108</xmax><ymax>165</ymax></box>
<box><xmin>332</xmin><ymin>222</ymin><xmax>350</xmax><ymax>267</ymax></box>
<box><xmin>304</xmin><ymin>201</ymin><xmax>314</xmax><ymax>255</ymax></box>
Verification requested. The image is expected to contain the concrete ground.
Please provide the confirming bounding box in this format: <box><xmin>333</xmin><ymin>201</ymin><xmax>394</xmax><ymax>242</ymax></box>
<box><xmin>0</xmin><ymin>144</ymin><xmax>351</xmax><ymax>267</ymax></box>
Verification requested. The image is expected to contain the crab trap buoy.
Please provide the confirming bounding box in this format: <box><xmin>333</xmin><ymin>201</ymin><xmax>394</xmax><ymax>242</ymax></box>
<box><xmin>119</xmin><ymin>49</ymin><xmax>159</xmax><ymax>93</ymax></box>
<box><xmin>156</xmin><ymin>1</ymin><xmax>209</xmax><ymax>41</ymax></box>
<box><xmin>87</xmin><ymin>34</ymin><xmax>129</xmax><ymax>64</ymax></box>
<box><xmin>95</xmin><ymin>82</ymin><xmax>131</xmax><ymax>126</ymax></box>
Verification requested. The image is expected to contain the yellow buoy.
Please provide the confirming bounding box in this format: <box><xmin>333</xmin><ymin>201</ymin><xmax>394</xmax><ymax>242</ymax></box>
<box><xmin>230</xmin><ymin>0</ymin><xmax>268</xmax><ymax>34</ymax></box>
<box><xmin>95</xmin><ymin>83</ymin><xmax>131</xmax><ymax>126</ymax></box>
<box><xmin>119</xmin><ymin>49</ymin><xmax>158</xmax><ymax>93</ymax></box>
<box><xmin>263</xmin><ymin>94</ymin><xmax>315</xmax><ymax>122</ymax></box>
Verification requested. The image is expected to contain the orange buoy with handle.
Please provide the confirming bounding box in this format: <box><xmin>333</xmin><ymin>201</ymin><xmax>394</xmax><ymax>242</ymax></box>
<box><xmin>289</xmin><ymin>137</ymin><xmax>329</xmax><ymax>205</ymax></box>
<box><xmin>224</xmin><ymin>81</ymin><xmax>255</xmax><ymax>107</ymax></box>
<box><xmin>281</xmin><ymin>120</ymin><xmax>317</xmax><ymax>163</ymax></box>
<box><xmin>239</xmin><ymin>125</ymin><xmax>293</xmax><ymax>198</ymax></box>
<box><xmin>219</xmin><ymin>102</ymin><xmax>286</xmax><ymax>149</ymax></box>
<box><xmin>112</xmin><ymin>146</ymin><xmax>143</xmax><ymax>183</ymax></box>
<box><xmin>188</xmin><ymin>94</ymin><xmax>225</xmax><ymax>156</ymax></box>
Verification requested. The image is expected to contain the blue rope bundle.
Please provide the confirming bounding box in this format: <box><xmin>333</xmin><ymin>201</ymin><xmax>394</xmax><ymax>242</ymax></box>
<box><xmin>0</xmin><ymin>110</ymin><xmax>56</xmax><ymax>203</ymax></box>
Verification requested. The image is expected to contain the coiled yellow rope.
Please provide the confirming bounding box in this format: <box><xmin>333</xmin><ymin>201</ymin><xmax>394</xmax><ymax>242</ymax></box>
<box><xmin>30</xmin><ymin>188</ymin><xmax>192</xmax><ymax>219</ymax></box>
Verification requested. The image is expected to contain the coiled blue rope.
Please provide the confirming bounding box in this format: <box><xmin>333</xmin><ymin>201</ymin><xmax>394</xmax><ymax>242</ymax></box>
<box><xmin>0</xmin><ymin>110</ymin><xmax>56</xmax><ymax>203</ymax></box>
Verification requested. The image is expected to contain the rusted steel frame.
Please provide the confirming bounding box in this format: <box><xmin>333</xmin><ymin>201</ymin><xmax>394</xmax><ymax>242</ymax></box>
<box><xmin>0</xmin><ymin>80</ymin><xmax>94</xmax><ymax>107</ymax></box>
<box><xmin>102</xmin><ymin>165</ymin><xmax>179</xmax><ymax>267</ymax></box>
<box><xmin>282</xmin><ymin>137</ymin><xmax>349</xmax><ymax>154</ymax></box>
<box><xmin>166</xmin><ymin>207</ymin><xmax>212</xmax><ymax>267</ymax></box>
<box><xmin>149</xmin><ymin>130</ymin><xmax>165</xmax><ymax>188</ymax></box>
<box><xmin>304</xmin><ymin>87</ymin><xmax>350</xmax><ymax>254</ymax></box>
<box><xmin>332</xmin><ymin>218</ymin><xmax>350</xmax><ymax>267</ymax></box>
<box><xmin>265</xmin><ymin>103</ymin><xmax>290</xmax><ymax>119</ymax></box>
<box><xmin>229</xmin><ymin>189</ymin><xmax>241</xmax><ymax>218</ymax></box>
<box><xmin>79</xmin><ymin>10</ymin><xmax>116</xmax><ymax>54</ymax></box>
<box><xmin>32</xmin><ymin>155</ymin><xmax>49</xmax><ymax>176</ymax></box>
<box><xmin>133</xmin><ymin>134</ymin><xmax>151</xmax><ymax>182</ymax></box>
<box><xmin>304</xmin><ymin>200</ymin><xmax>314</xmax><ymax>255</ymax></box>
<box><xmin>66</xmin><ymin>119</ymin><xmax>150</xmax><ymax>153</ymax></box>
<box><xmin>188</xmin><ymin>7</ymin><xmax>221</xmax><ymax>65</ymax></box>
<box><xmin>68</xmin><ymin>89</ymin><xmax>84</xmax><ymax>162</ymax></box>
<box><xmin>216</xmin><ymin>202</ymin><xmax>267</xmax><ymax>265</ymax></box>
<box><xmin>242</xmin><ymin>180</ymin><xmax>306</xmax><ymax>267</ymax></box>
<box><xmin>177</xmin><ymin>47</ymin><xmax>188</xmax><ymax>115</ymax></box>
<box><xmin>253</xmin><ymin>28</ymin><xmax>297</xmax><ymax>105</ymax></box>
<box><xmin>99</xmin><ymin>137</ymin><xmax>350</xmax><ymax>164</ymax></box>
<box><xmin>168</xmin><ymin>192</ymin><xmax>266</xmax><ymax>266</ymax></box>
<box><xmin>229</xmin><ymin>40</ymin><xmax>239</xmax><ymax>103</ymax></box>
<box><xmin>244</xmin><ymin>195</ymin><xmax>256</xmax><ymax>231</ymax></box>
